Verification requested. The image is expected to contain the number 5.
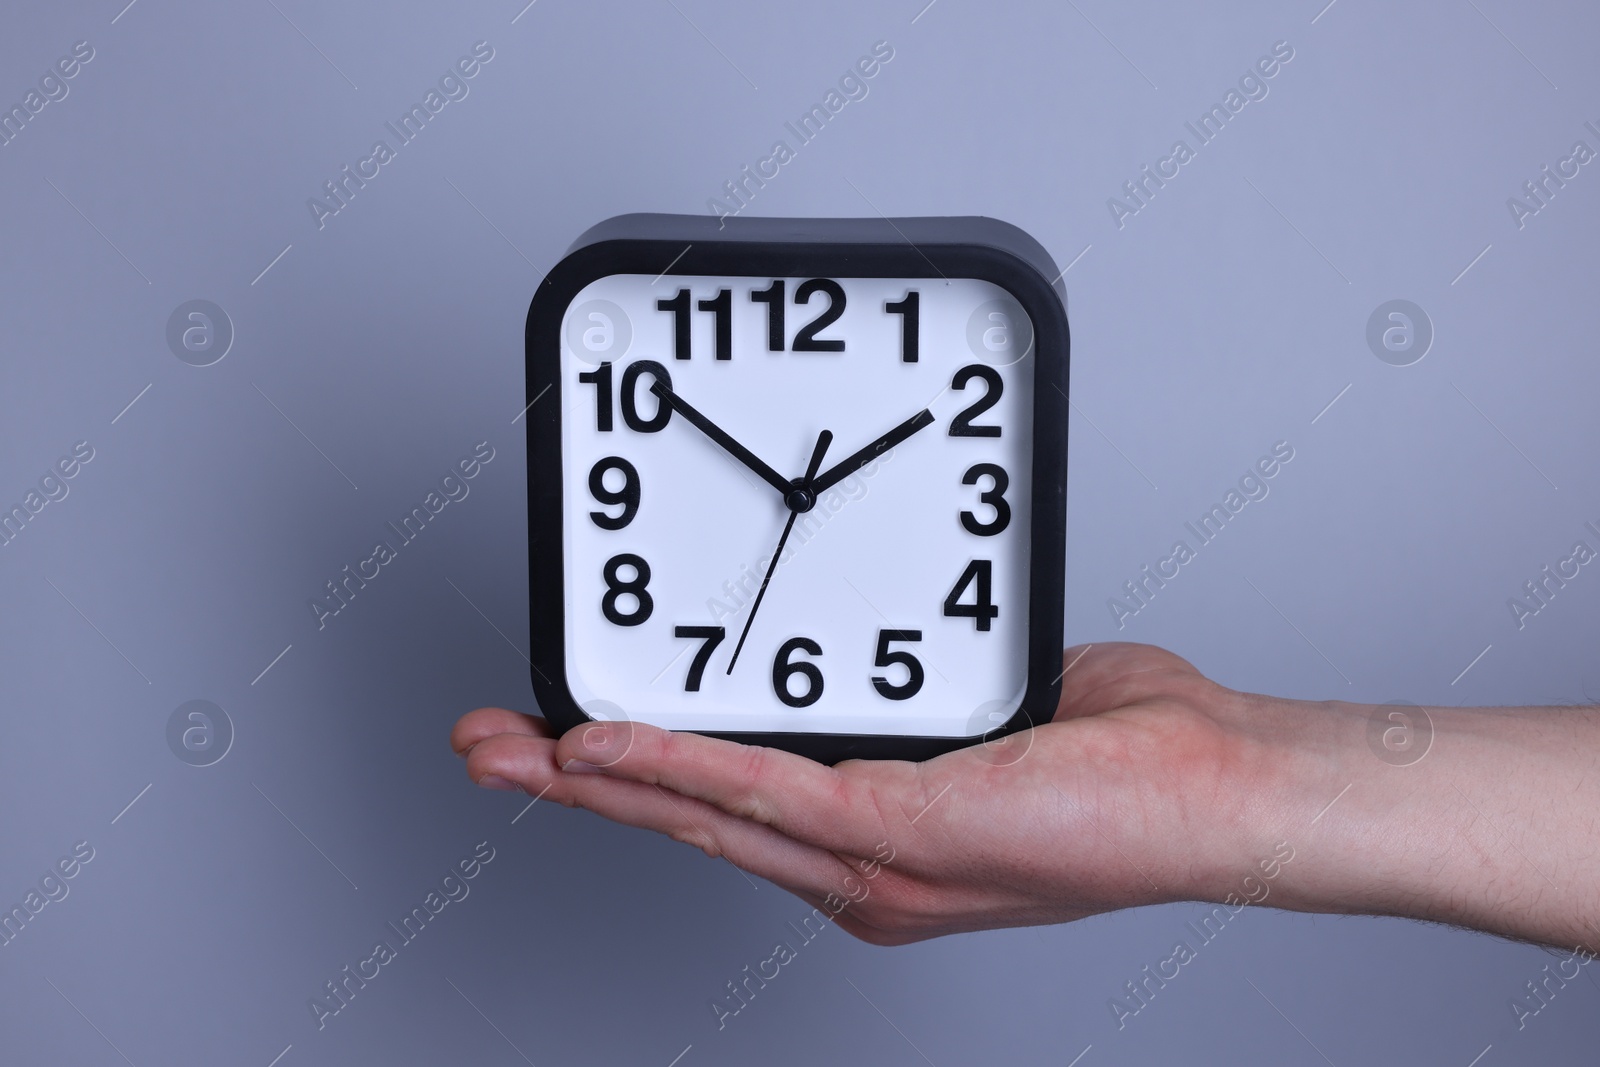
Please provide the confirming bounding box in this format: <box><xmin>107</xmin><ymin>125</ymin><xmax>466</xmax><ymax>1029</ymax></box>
<box><xmin>871</xmin><ymin>629</ymin><xmax>924</xmax><ymax>701</ymax></box>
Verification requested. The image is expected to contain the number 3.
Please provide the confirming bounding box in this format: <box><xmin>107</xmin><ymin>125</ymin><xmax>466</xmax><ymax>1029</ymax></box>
<box><xmin>959</xmin><ymin>463</ymin><xmax>1010</xmax><ymax>536</ymax></box>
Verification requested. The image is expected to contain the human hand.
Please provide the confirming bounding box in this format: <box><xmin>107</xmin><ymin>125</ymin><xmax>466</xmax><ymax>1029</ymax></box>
<box><xmin>452</xmin><ymin>643</ymin><xmax>1287</xmax><ymax>944</ymax></box>
<box><xmin>453</xmin><ymin>641</ymin><xmax>1600</xmax><ymax>950</ymax></box>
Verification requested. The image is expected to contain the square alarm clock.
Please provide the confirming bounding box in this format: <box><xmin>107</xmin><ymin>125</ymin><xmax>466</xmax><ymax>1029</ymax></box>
<box><xmin>524</xmin><ymin>214</ymin><xmax>1068</xmax><ymax>763</ymax></box>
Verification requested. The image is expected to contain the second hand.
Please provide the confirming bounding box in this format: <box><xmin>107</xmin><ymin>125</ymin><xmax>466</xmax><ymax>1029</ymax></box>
<box><xmin>725</xmin><ymin>429</ymin><xmax>833</xmax><ymax>675</ymax></box>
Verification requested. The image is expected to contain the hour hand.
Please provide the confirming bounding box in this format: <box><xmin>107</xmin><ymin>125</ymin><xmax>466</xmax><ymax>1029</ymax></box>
<box><xmin>809</xmin><ymin>408</ymin><xmax>935</xmax><ymax>495</ymax></box>
<box><xmin>649</xmin><ymin>381</ymin><xmax>792</xmax><ymax>498</ymax></box>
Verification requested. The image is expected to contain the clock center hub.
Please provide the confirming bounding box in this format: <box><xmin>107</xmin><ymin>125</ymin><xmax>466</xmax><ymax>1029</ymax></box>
<box><xmin>784</xmin><ymin>482</ymin><xmax>817</xmax><ymax>514</ymax></box>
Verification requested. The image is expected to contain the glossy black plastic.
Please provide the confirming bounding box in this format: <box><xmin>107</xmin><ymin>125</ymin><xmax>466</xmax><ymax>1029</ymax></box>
<box><xmin>525</xmin><ymin>213</ymin><xmax>1069</xmax><ymax>764</ymax></box>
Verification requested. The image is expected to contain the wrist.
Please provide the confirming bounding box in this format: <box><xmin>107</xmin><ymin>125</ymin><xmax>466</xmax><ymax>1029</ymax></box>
<box><xmin>1173</xmin><ymin>685</ymin><xmax>1330</xmax><ymax>912</ymax></box>
<box><xmin>1223</xmin><ymin>689</ymin><xmax>1600</xmax><ymax>950</ymax></box>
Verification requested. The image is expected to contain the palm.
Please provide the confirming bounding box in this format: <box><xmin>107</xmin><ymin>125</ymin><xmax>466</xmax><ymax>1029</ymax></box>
<box><xmin>808</xmin><ymin>644</ymin><xmax>1244</xmax><ymax>942</ymax></box>
<box><xmin>454</xmin><ymin>643</ymin><xmax>1251</xmax><ymax>946</ymax></box>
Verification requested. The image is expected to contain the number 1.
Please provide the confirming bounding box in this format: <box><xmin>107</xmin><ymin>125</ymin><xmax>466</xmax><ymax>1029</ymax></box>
<box><xmin>657</xmin><ymin>290</ymin><xmax>691</xmax><ymax>360</ymax></box>
<box><xmin>886</xmin><ymin>290</ymin><xmax>919</xmax><ymax>363</ymax></box>
<box><xmin>750</xmin><ymin>281</ymin><xmax>784</xmax><ymax>351</ymax></box>
<box><xmin>698</xmin><ymin>289</ymin><xmax>731</xmax><ymax>360</ymax></box>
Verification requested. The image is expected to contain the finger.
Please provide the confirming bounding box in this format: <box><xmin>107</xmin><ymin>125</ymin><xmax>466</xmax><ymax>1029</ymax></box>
<box><xmin>466</xmin><ymin>730</ymin><xmax>855</xmax><ymax>894</ymax></box>
<box><xmin>451</xmin><ymin>707</ymin><xmax>553</xmax><ymax>757</ymax></box>
<box><xmin>553</xmin><ymin>720</ymin><xmax>893</xmax><ymax>856</ymax></box>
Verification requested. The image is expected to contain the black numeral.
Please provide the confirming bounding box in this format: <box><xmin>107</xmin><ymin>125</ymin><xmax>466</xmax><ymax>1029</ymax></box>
<box><xmin>601</xmin><ymin>553</ymin><xmax>653</xmax><ymax>626</ymax></box>
<box><xmin>943</xmin><ymin>559</ymin><xmax>998</xmax><ymax>631</ymax></box>
<box><xmin>793</xmin><ymin>279</ymin><xmax>846</xmax><ymax>352</ymax></box>
<box><xmin>619</xmin><ymin>360</ymin><xmax>672</xmax><ymax>432</ymax></box>
<box><xmin>885</xmin><ymin>290</ymin><xmax>919</xmax><ymax>363</ymax></box>
<box><xmin>578</xmin><ymin>361</ymin><xmax>613</xmax><ymax>432</ymax></box>
<box><xmin>658</xmin><ymin>288</ymin><xmax>732</xmax><ymax>360</ymax></box>
<box><xmin>871</xmin><ymin>629</ymin><xmax>924</xmax><ymax>701</ymax></box>
<box><xmin>657</xmin><ymin>289</ymin><xmax>691</xmax><ymax>360</ymax></box>
<box><xmin>698</xmin><ymin>289</ymin><xmax>732</xmax><ymax>361</ymax></box>
<box><xmin>949</xmin><ymin>365</ymin><xmax>1003</xmax><ymax>437</ymax></box>
<box><xmin>772</xmin><ymin>637</ymin><xmax>824</xmax><ymax>708</ymax></box>
<box><xmin>587</xmin><ymin>457</ymin><xmax>640</xmax><ymax>530</ymax></box>
<box><xmin>673</xmin><ymin>625</ymin><xmax>726</xmax><ymax>691</ymax></box>
<box><xmin>581</xmin><ymin>360</ymin><xmax>671</xmax><ymax>432</ymax></box>
<box><xmin>749</xmin><ymin>280</ymin><xmax>784</xmax><ymax>351</ymax></box>
<box><xmin>959</xmin><ymin>463</ymin><xmax>1010</xmax><ymax>536</ymax></box>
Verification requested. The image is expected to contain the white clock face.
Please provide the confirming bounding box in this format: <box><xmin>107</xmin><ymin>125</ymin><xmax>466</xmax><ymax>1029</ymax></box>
<box><xmin>558</xmin><ymin>273</ymin><xmax>1034</xmax><ymax>738</ymax></box>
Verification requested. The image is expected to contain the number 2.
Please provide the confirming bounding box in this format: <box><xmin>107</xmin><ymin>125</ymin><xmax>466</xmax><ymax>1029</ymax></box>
<box><xmin>793</xmin><ymin>280</ymin><xmax>845</xmax><ymax>352</ymax></box>
<box><xmin>949</xmin><ymin>365</ymin><xmax>1003</xmax><ymax>437</ymax></box>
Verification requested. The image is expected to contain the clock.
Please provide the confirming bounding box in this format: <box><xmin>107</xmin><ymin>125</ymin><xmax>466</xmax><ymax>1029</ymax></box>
<box><xmin>524</xmin><ymin>214</ymin><xmax>1068</xmax><ymax>763</ymax></box>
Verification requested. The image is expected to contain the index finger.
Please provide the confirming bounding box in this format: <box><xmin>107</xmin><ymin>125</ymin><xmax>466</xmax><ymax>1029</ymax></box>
<box><xmin>451</xmin><ymin>706</ymin><xmax>553</xmax><ymax>756</ymax></box>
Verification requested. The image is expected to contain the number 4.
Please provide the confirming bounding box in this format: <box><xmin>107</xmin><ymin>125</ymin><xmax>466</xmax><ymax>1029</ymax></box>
<box><xmin>943</xmin><ymin>560</ymin><xmax>998</xmax><ymax>631</ymax></box>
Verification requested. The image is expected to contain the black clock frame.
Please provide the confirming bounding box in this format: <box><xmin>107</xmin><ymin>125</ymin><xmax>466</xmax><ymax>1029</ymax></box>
<box><xmin>525</xmin><ymin>213</ymin><xmax>1068</xmax><ymax>765</ymax></box>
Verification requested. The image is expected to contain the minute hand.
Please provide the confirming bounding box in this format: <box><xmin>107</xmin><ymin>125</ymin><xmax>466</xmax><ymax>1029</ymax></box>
<box><xmin>649</xmin><ymin>381</ymin><xmax>793</xmax><ymax>498</ymax></box>
<box><xmin>809</xmin><ymin>408</ymin><xmax>935</xmax><ymax>496</ymax></box>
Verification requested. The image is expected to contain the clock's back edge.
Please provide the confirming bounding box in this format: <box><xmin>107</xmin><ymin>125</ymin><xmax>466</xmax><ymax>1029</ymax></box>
<box><xmin>528</xmin><ymin>212</ymin><xmax>1071</xmax><ymax>765</ymax></box>
<box><xmin>564</xmin><ymin>213</ymin><xmax>1067</xmax><ymax>307</ymax></box>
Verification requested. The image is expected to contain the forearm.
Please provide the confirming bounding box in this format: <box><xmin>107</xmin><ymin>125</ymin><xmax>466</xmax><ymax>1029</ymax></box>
<box><xmin>1223</xmin><ymin>691</ymin><xmax>1600</xmax><ymax>950</ymax></box>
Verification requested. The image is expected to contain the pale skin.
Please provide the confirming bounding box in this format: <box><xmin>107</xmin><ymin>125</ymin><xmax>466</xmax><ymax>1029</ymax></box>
<box><xmin>451</xmin><ymin>642</ymin><xmax>1600</xmax><ymax>951</ymax></box>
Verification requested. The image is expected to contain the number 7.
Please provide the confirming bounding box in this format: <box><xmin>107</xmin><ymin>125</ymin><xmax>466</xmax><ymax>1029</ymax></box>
<box><xmin>673</xmin><ymin>626</ymin><xmax>726</xmax><ymax>691</ymax></box>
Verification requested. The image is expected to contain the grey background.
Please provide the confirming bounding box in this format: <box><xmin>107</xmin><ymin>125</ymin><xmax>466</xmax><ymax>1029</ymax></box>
<box><xmin>2</xmin><ymin>0</ymin><xmax>1596</xmax><ymax>1064</ymax></box>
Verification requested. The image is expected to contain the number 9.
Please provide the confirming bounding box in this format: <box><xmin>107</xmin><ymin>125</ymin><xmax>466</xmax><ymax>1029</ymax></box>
<box><xmin>588</xmin><ymin>456</ymin><xmax>640</xmax><ymax>530</ymax></box>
